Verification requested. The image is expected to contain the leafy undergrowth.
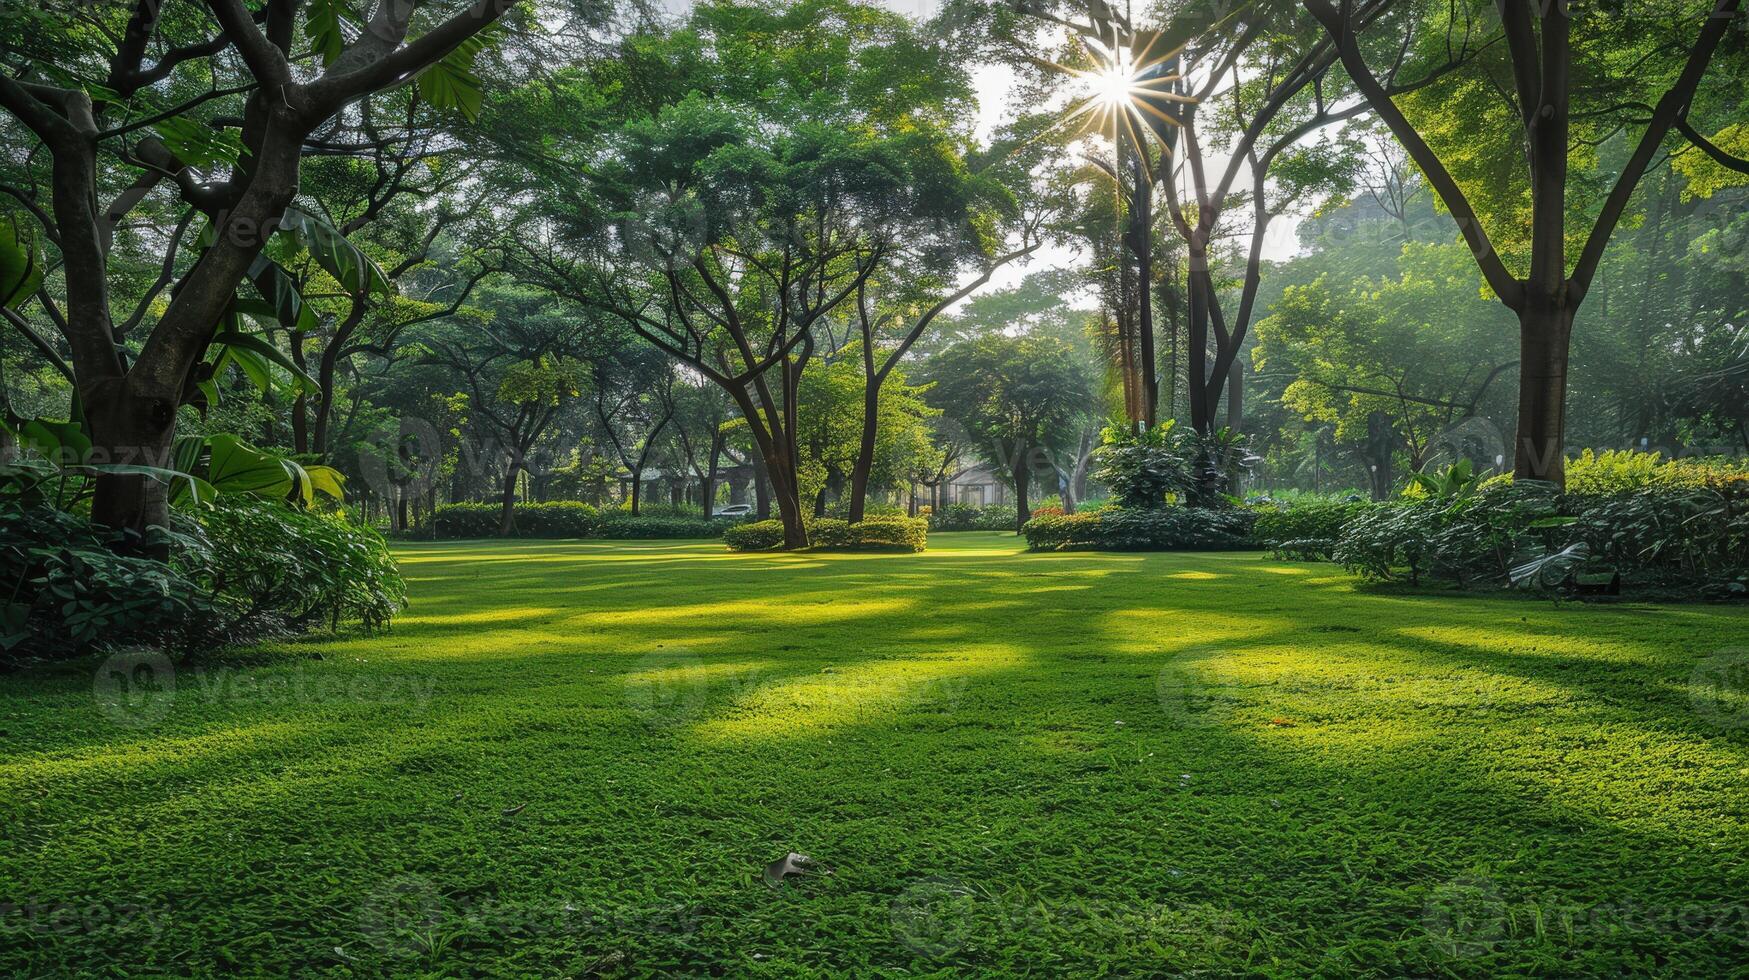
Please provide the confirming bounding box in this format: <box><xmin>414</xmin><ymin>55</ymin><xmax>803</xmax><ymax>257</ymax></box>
<box><xmin>2</xmin><ymin>534</ymin><xmax>1746</xmax><ymax>976</ymax></box>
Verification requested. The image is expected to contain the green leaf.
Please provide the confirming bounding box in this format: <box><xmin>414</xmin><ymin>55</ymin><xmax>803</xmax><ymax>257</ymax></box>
<box><xmin>305</xmin><ymin>465</ymin><xmax>347</xmax><ymax>501</ymax></box>
<box><xmin>276</xmin><ymin>207</ymin><xmax>390</xmax><ymax>298</ymax></box>
<box><xmin>205</xmin><ymin>434</ymin><xmax>295</xmax><ymax>499</ymax></box>
<box><xmin>151</xmin><ymin>115</ymin><xmax>244</xmax><ymax>169</ymax></box>
<box><xmin>17</xmin><ymin>417</ymin><xmax>92</xmax><ymax>465</ymax></box>
<box><xmin>211</xmin><ymin>330</ymin><xmax>319</xmax><ymax>392</ymax></box>
<box><xmin>0</xmin><ymin>213</ymin><xmax>43</xmax><ymax>309</ymax></box>
<box><xmin>304</xmin><ymin>0</ymin><xmax>361</xmax><ymax>67</ymax></box>
<box><xmin>246</xmin><ymin>254</ymin><xmax>321</xmax><ymax>332</ymax></box>
<box><xmin>414</xmin><ymin>29</ymin><xmax>492</xmax><ymax>122</ymax></box>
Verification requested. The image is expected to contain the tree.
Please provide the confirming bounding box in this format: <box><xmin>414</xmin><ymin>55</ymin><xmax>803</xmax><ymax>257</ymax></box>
<box><xmin>1304</xmin><ymin>0</ymin><xmax>1744</xmax><ymax>484</ymax></box>
<box><xmin>1253</xmin><ymin>241</ymin><xmax>1519</xmax><ymax>497</ymax></box>
<box><xmin>0</xmin><ymin>0</ymin><xmax>520</xmax><ymax>540</ymax></box>
<box><xmin>420</xmin><ymin>285</ymin><xmax>589</xmax><ymax>534</ymax></box>
<box><xmin>925</xmin><ymin>331</ymin><xmax>1098</xmax><ymax>528</ymax></box>
<box><xmin>510</xmin><ymin>0</ymin><xmax>1028</xmax><ymax>547</ymax></box>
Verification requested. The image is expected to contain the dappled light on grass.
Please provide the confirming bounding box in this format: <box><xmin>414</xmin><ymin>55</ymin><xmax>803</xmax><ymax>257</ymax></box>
<box><xmin>693</xmin><ymin>644</ymin><xmax>1028</xmax><ymax>743</ymax></box>
<box><xmin>3</xmin><ymin>533</ymin><xmax>1746</xmax><ymax>976</ymax></box>
<box><xmin>397</xmin><ymin>605</ymin><xmax>560</xmax><ymax>626</ymax></box>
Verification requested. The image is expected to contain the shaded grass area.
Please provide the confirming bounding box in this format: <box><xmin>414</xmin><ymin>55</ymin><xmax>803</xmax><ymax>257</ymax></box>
<box><xmin>3</xmin><ymin>534</ymin><xmax>1747</xmax><ymax>976</ymax></box>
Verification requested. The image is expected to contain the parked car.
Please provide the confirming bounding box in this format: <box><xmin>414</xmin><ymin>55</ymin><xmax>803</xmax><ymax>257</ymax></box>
<box><xmin>716</xmin><ymin>504</ymin><xmax>755</xmax><ymax>517</ymax></box>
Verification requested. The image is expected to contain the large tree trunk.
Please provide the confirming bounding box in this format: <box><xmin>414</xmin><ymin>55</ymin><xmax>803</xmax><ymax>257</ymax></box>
<box><xmin>1185</xmin><ymin>264</ymin><xmax>1215</xmax><ymax>435</ymax></box>
<box><xmin>1127</xmin><ymin>146</ymin><xmax>1159</xmax><ymax>427</ymax></box>
<box><xmin>497</xmin><ymin>465</ymin><xmax>519</xmax><ymax>536</ymax></box>
<box><xmin>1011</xmin><ymin>454</ymin><xmax>1031</xmax><ymax>532</ymax></box>
<box><xmin>1512</xmin><ymin>302</ymin><xmax>1574</xmax><ymax>484</ymax></box>
<box><xmin>763</xmin><ymin>446</ymin><xmax>808</xmax><ymax>547</ymax></box>
<box><xmin>846</xmin><ymin>379</ymin><xmax>880</xmax><ymax>523</ymax></box>
<box><xmin>86</xmin><ymin>382</ymin><xmax>177</xmax><ymax>543</ymax></box>
<box><xmin>753</xmin><ymin>452</ymin><xmax>771</xmax><ymax>519</ymax></box>
<box><xmin>701</xmin><ymin>433</ymin><xmax>722</xmax><ymax>518</ymax></box>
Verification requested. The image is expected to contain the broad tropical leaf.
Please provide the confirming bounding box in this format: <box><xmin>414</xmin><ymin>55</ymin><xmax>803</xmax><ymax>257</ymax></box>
<box><xmin>415</xmin><ymin>29</ymin><xmax>492</xmax><ymax>121</ymax></box>
<box><xmin>0</xmin><ymin>214</ymin><xmax>43</xmax><ymax>309</ymax></box>
<box><xmin>152</xmin><ymin>115</ymin><xmax>245</xmax><ymax>169</ymax></box>
<box><xmin>304</xmin><ymin>0</ymin><xmax>361</xmax><ymax>67</ymax></box>
<box><xmin>277</xmin><ymin>207</ymin><xmax>391</xmax><ymax>298</ymax></box>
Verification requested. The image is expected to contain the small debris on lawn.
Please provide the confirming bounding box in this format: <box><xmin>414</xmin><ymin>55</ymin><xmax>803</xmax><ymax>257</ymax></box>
<box><xmin>762</xmin><ymin>851</ymin><xmax>823</xmax><ymax>888</ymax></box>
<box><xmin>1113</xmin><ymin>720</ymin><xmax>1125</xmax><ymax>727</ymax></box>
<box><xmin>1267</xmin><ymin>717</ymin><xmax>1297</xmax><ymax>728</ymax></box>
<box><xmin>501</xmin><ymin>803</ymin><xmax>528</xmax><ymax>818</ymax></box>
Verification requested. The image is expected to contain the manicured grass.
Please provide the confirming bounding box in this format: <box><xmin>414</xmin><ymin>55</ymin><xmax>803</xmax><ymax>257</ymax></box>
<box><xmin>3</xmin><ymin>533</ymin><xmax>1747</xmax><ymax>976</ymax></box>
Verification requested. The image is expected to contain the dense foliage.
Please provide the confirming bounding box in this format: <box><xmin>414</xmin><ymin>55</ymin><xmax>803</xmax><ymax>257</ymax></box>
<box><xmin>725</xmin><ymin>517</ymin><xmax>928</xmax><ymax>552</ymax></box>
<box><xmin>1023</xmin><ymin>507</ymin><xmax>1258</xmax><ymax>552</ymax></box>
<box><xmin>1332</xmin><ymin>477</ymin><xmax>1749</xmax><ymax>596</ymax></box>
<box><xmin>183</xmin><ymin>498</ymin><xmax>407</xmax><ymax>637</ymax></box>
<box><xmin>927</xmin><ymin>504</ymin><xmax>1020</xmax><ymax>532</ymax></box>
<box><xmin>1</xmin><ymin>496</ymin><xmax>404</xmax><ymax>663</ymax></box>
<box><xmin>430</xmin><ymin>502</ymin><xmax>743</xmax><ymax>540</ymax></box>
<box><xmin>1</xmin><ymin>503</ymin><xmax>214</xmax><ymax>660</ymax></box>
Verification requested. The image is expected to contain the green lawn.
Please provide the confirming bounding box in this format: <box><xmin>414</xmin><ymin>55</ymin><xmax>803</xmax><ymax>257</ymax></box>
<box><xmin>3</xmin><ymin>534</ymin><xmax>1747</xmax><ymax>976</ymax></box>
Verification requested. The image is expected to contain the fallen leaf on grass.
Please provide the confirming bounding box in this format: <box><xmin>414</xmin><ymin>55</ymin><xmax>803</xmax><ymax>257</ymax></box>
<box><xmin>1267</xmin><ymin>718</ymin><xmax>1296</xmax><ymax>728</ymax></box>
<box><xmin>501</xmin><ymin>803</ymin><xmax>528</xmax><ymax>818</ymax></box>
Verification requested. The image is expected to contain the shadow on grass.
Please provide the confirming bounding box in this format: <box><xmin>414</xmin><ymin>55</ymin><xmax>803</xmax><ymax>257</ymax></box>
<box><xmin>3</xmin><ymin>536</ymin><xmax>1747</xmax><ymax>975</ymax></box>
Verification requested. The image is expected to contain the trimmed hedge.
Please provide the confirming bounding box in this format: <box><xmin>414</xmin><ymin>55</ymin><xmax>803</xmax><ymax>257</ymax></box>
<box><xmin>430</xmin><ymin>502</ymin><xmax>740</xmax><ymax>540</ymax></box>
<box><xmin>596</xmin><ymin>514</ymin><xmax>742</xmax><ymax>539</ymax></box>
<box><xmin>724</xmin><ymin>517</ymin><xmax>928</xmax><ymax>553</ymax></box>
<box><xmin>1024</xmin><ymin>507</ymin><xmax>1258</xmax><ymax>552</ymax></box>
<box><xmin>1251</xmin><ymin>501</ymin><xmax>1376</xmax><ymax>558</ymax></box>
<box><xmin>928</xmin><ymin>504</ymin><xmax>1018</xmax><ymax>532</ymax></box>
<box><xmin>432</xmin><ymin>501</ymin><xmax>597</xmax><ymax>538</ymax></box>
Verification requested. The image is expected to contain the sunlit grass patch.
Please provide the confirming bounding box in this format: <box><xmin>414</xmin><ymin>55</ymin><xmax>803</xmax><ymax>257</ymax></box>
<box><xmin>2</xmin><ymin>533</ymin><xmax>1745</xmax><ymax>976</ymax></box>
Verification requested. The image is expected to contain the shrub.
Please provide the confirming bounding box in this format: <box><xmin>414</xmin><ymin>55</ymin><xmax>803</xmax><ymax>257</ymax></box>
<box><xmin>928</xmin><ymin>504</ymin><xmax>1018</xmax><ymax>532</ymax></box>
<box><xmin>1023</xmin><ymin>507</ymin><xmax>1258</xmax><ymax>552</ymax></box>
<box><xmin>1093</xmin><ymin>424</ymin><xmax>1194</xmax><ymax>508</ymax></box>
<box><xmin>1272</xmin><ymin>538</ymin><xmax>1338</xmax><ymax>562</ymax></box>
<box><xmin>595</xmin><ymin>514</ymin><xmax>738</xmax><ymax>539</ymax></box>
<box><xmin>723</xmin><ymin>520</ymin><xmax>787</xmax><ymax>551</ymax></box>
<box><xmin>1334</xmin><ymin>482</ymin><xmax>1574</xmax><ymax>588</ymax></box>
<box><xmin>431</xmin><ymin>502</ymin><xmax>504</xmax><ymax>538</ymax></box>
<box><xmin>724</xmin><ymin>517</ymin><xmax>928</xmax><ymax>552</ymax></box>
<box><xmin>515</xmin><ymin>501</ymin><xmax>600</xmax><ymax>537</ymax></box>
<box><xmin>1</xmin><ymin>503</ymin><xmax>215</xmax><ymax>661</ymax></box>
<box><xmin>184</xmin><ymin>497</ymin><xmax>407</xmax><ymax>637</ymax></box>
<box><xmin>1251</xmin><ymin>501</ymin><xmax>1376</xmax><ymax>549</ymax></box>
<box><xmin>1331</xmin><ymin>478</ymin><xmax>1749</xmax><ymax>595</ymax></box>
<box><xmin>814</xmin><ymin>517</ymin><xmax>928</xmax><ymax>552</ymax></box>
<box><xmin>431</xmin><ymin>501</ymin><xmax>598</xmax><ymax>539</ymax></box>
<box><xmin>429</xmin><ymin>502</ymin><xmax>738</xmax><ymax>540</ymax></box>
<box><xmin>1568</xmin><ymin>485</ymin><xmax>1748</xmax><ymax>589</ymax></box>
<box><xmin>1566</xmin><ymin>449</ymin><xmax>1749</xmax><ymax>494</ymax></box>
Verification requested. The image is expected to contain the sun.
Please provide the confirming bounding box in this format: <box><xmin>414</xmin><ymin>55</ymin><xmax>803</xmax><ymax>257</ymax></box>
<box><xmin>1093</xmin><ymin>62</ymin><xmax>1135</xmax><ymax>108</ymax></box>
